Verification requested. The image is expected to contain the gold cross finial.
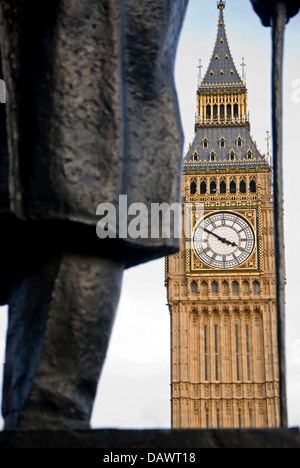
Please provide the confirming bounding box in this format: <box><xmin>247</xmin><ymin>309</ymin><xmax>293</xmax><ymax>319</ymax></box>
<box><xmin>240</xmin><ymin>57</ymin><xmax>246</xmax><ymax>83</ymax></box>
<box><xmin>266</xmin><ymin>130</ymin><xmax>271</xmax><ymax>154</ymax></box>
<box><xmin>197</xmin><ymin>59</ymin><xmax>203</xmax><ymax>87</ymax></box>
<box><xmin>217</xmin><ymin>1</ymin><xmax>226</xmax><ymax>10</ymax></box>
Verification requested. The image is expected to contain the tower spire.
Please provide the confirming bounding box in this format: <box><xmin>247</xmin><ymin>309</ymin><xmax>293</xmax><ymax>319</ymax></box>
<box><xmin>202</xmin><ymin>1</ymin><xmax>242</xmax><ymax>86</ymax></box>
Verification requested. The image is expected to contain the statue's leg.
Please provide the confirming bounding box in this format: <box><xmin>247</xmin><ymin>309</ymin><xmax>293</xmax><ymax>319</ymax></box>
<box><xmin>3</xmin><ymin>253</ymin><xmax>124</xmax><ymax>429</ymax></box>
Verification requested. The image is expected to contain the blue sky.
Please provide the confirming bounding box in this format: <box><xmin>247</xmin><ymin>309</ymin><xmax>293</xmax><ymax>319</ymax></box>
<box><xmin>1</xmin><ymin>0</ymin><xmax>300</xmax><ymax>429</ymax></box>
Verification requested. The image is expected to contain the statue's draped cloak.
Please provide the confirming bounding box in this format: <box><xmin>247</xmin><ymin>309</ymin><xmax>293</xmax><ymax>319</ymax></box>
<box><xmin>0</xmin><ymin>0</ymin><xmax>188</xmax><ymax>303</ymax></box>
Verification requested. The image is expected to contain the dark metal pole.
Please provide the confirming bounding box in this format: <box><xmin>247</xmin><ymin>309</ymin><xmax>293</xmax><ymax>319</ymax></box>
<box><xmin>271</xmin><ymin>1</ymin><xmax>288</xmax><ymax>428</ymax></box>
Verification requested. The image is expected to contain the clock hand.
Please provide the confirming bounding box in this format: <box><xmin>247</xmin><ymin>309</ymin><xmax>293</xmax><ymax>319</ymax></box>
<box><xmin>201</xmin><ymin>226</ymin><xmax>238</xmax><ymax>247</ymax></box>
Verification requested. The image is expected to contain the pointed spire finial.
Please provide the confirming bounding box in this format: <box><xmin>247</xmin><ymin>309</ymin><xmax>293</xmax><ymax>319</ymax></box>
<box><xmin>197</xmin><ymin>59</ymin><xmax>203</xmax><ymax>88</ymax></box>
<box><xmin>217</xmin><ymin>1</ymin><xmax>226</xmax><ymax>10</ymax></box>
<box><xmin>266</xmin><ymin>130</ymin><xmax>271</xmax><ymax>153</ymax></box>
<box><xmin>240</xmin><ymin>57</ymin><xmax>246</xmax><ymax>84</ymax></box>
<box><xmin>266</xmin><ymin>130</ymin><xmax>271</xmax><ymax>164</ymax></box>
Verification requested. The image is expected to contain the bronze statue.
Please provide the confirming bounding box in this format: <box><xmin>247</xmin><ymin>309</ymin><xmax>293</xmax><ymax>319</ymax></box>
<box><xmin>0</xmin><ymin>0</ymin><xmax>188</xmax><ymax>429</ymax></box>
<box><xmin>250</xmin><ymin>0</ymin><xmax>300</xmax><ymax>26</ymax></box>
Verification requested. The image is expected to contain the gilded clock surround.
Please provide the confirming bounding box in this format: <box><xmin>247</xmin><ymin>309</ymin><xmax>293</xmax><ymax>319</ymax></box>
<box><xmin>166</xmin><ymin>3</ymin><xmax>280</xmax><ymax>430</ymax></box>
<box><xmin>189</xmin><ymin>208</ymin><xmax>259</xmax><ymax>274</ymax></box>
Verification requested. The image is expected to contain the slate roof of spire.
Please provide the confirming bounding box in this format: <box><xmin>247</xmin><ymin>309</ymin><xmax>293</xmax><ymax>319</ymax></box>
<box><xmin>184</xmin><ymin>125</ymin><xmax>270</xmax><ymax>170</ymax></box>
<box><xmin>202</xmin><ymin>2</ymin><xmax>243</xmax><ymax>86</ymax></box>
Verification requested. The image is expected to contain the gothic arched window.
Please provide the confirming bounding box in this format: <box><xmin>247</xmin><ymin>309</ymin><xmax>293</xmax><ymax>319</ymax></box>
<box><xmin>240</xmin><ymin>180</ymin><xmax>246</xmax><ymax>193</ymax></box>
<box><xmin>227</xmin><ymin>104</ymin><xmax>232</xmax><ymax>120</ymax></box>
<box><xmin>242</xmin><ymin>280</ymin><xmax>250</xmax><ymax>295</ymax></box>
<box><xmin>190</xmin><ymin>181</ymin><xmax>197</xmax><ymax>195</ymax></box>
<box><xmin>250</xmin><ymin>180</ymin><xmax>256</xmax><ymax>193</ymax></box>
<box><xmin>200</xmin><ymin>181</ymin><xmax>207</xmax><ymax>194</ymax></box>
<box><xmin>220</xmin><ymin>180</ymin><xmax>226</xmax><ymax>194</ymax></box>
<box><xmin>206</xmin><ymin>105</ymin><xmax>211</xmax><ymax>120</ymax></box>
<box><xmin>210</xmin><ymin>181</ymin><xmax>217</xmax><ymax>194</ymax></box>
<box><xmin>220</xmin><ymin>137</ymin><xmax>226</xmax><ymax>148</ymax></box>
<box><xmin>210</xmin><ymin>151</ymin><xmax>216</xmax><ymax>162</ymax></box>
<box><xmin>222</xmin><ymin>280</ymin><xmax>229</xmax><ymax>295</ymax></box>
<box><xmin>201</xmin><ymin>281</ymin><xmax>208</xmax><ymax>295</ymax></box>
<box><xmin>213</xmin><ymin>104</ymin><xmax>218</xmax><ymax>120</ymax></box>
<box><xmin>203</xmin><ymin>137</ymin><xmax>209</xmax><ymax>148</ymax></box>
<box><xmin>230</xmin><ymin>180</ymin><xmax>236</xmax><ymax>193</ymax></box>
<box><xmin>220</xmin><ymin>105</ymin><xmax>225</xmax><ymax>120</ymax></box>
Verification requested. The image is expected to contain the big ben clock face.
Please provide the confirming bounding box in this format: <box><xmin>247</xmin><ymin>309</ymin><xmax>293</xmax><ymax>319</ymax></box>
<box><xmin>193</xmin><ymin>212</ymin><xmax>255</xmax><ymax>269</ymax></box>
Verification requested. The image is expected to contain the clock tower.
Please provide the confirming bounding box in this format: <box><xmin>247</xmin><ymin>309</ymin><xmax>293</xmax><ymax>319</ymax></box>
<box><xmin>166</xmin><ymin>1</ymin><xmax>280</xmax><ymax>429</ymax></box>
